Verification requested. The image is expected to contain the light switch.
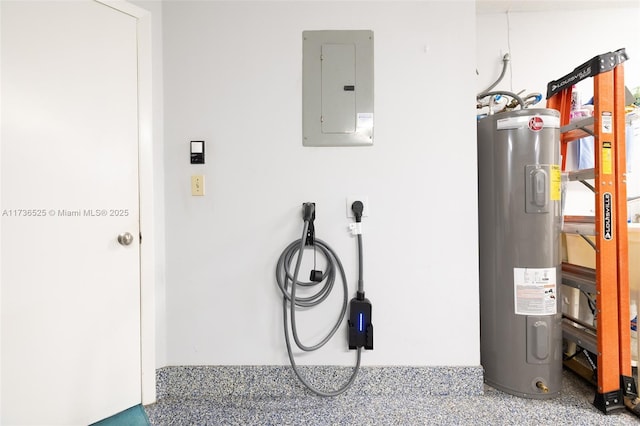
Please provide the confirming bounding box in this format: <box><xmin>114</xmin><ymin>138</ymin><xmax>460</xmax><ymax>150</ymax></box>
<box><xmin>191</xmin><ymin>175</ymin><xmax>205</xmax><ymax>196</ymax></box>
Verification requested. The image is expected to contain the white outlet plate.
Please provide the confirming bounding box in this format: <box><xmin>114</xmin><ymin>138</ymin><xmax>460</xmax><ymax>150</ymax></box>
<box><xmin>346</xmin><ymin>196</ymin><xmax>369</xmax><ymax>219</ymax></box>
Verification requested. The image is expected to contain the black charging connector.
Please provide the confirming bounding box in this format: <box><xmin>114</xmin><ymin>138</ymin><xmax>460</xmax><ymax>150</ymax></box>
<box><xmin>302</xmin><ymin>202</ymin><xmax>323</xmax><ymax>280</ymax></box>
<box><xmin>302</xmin><ymin>202</ymin><xmax>315</xmax><ymax>222</ymax></box>
<box><xmin>302</xmin><ymin>202</ymin><xmax>316</xmax><ymax>246</ymax></box>
<box><xmin>348</xmin><ymin>296</ymin><xmax>373</xmax><ymax>350</ymax></box>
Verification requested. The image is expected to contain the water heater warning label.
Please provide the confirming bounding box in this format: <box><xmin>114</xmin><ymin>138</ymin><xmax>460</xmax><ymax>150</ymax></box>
<box><xmin>513</xmin><ymin>268</ymin><xmax>557</xmax><ymax>316</ymax></box>
<box><xmin>550</xmin><ymin>165</ymin><xmax>561</xmax><ymax>201</ymax></box>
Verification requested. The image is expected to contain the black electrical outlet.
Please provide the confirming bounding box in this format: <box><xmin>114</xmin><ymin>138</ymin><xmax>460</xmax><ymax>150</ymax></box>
<box><xmin>348</xmin><ymin>297</ymin><xmax>373</xmax><ymax>350</ymax></box>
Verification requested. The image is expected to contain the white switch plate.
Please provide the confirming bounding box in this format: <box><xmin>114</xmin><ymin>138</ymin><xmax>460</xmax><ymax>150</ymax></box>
<box><xmin>346</xmin><ymin>196</ymin><xmax>369</xmax><ymax>218</ymax></box>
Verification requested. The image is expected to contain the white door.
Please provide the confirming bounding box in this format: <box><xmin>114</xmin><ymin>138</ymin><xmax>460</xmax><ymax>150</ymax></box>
<box><xmin>1</xmin><ymin>1</ymin><xmax>142</xmax><ymax>424</ymax></box>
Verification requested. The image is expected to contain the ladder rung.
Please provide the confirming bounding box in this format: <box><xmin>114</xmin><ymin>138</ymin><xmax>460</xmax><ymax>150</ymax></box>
<box><xmin>561</xmin><ymin>116</ymin><xmax>595</xmax><ymax>136</ymax></box>
<box><xmin>563</xmin><ymin>216</ymin><xmax>596</xmax><ymax>236</ymax></box>
<box><xmin>562</xmin><ymin>319</ymin><xmax>597</xmax><ymax>354</ymax></box>
<box><xmin>566</xmin><ymin>168</ymin><xmax>595</xmax><ymax>181</ymax></box>
<box><xmin>561</xmin><ymin>262</ymin><xmax>596</xmax><ymax>294</ymax></box>
<box><xmin>564</xmin><ymin>215</ymin><xmax>595</xmax><ymax>223</ymax></box>
<box><xmin>563</xmin><ymin>313</ymin><xmax>596</xmax><ymax>332</ymax></box>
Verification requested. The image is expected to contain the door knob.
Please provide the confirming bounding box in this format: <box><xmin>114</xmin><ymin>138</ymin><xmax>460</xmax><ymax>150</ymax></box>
<box><xmin>117</xmin><ymin>232</ymin><xmax>134</xmax><ymax>246</ymax></box>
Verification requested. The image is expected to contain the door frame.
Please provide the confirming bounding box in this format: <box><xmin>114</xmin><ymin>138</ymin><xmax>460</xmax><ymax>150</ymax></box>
<box><xmin>93</xmin><ymin>0</ymin><xmax>157</xmax><ymax>405</ymax></box>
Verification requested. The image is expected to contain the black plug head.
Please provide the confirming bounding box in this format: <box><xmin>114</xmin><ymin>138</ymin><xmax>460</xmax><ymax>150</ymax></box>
<box><xmin>351</xmin><ymin>201</ymin><xmax>364</xmax><ymax>223</ymax></box>
<box><xmin>302</xmin><ymin>202</ymin><xmax>315</xmax><ymax>222</ymax></box>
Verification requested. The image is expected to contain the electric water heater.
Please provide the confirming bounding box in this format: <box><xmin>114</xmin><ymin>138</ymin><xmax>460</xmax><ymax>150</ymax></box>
<box><xmin>477</xmin><ymin>108</ymin><xmax>562</xmax><ymax>398</ymax></box>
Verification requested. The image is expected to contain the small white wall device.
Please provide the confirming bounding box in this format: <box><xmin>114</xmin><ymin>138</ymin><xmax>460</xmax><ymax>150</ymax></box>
<box><xmin>190</xmin><ymin>140</ymin><xmax>205</xmax><ymax>164</ymax></box>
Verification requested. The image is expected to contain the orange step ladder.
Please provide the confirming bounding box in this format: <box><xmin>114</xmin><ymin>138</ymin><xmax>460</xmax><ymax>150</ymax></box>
<box><xmin>547</xmin><ymin>48</ymin><xmax>639</xmax><ymax>414</ymax></box>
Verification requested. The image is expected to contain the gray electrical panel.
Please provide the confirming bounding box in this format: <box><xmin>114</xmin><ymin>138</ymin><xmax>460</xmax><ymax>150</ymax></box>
<box><xmin>302</xmin><ymin>30</ymin><xmax>374</xmax><ymax>147</ymax></box>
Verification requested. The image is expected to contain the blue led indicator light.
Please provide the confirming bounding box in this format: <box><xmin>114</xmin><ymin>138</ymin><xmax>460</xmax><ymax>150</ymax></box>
<box><xmin>358</xmin><ymin>313</ymin><xmax>364</xmax><ymax>332</ymax></box>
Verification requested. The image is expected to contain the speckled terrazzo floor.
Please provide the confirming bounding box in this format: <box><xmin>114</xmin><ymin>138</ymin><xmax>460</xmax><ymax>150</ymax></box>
<box><xmin>145</xmin><ymin>367</ymin><xmax>640</xmax><ymax>425</ymax></box>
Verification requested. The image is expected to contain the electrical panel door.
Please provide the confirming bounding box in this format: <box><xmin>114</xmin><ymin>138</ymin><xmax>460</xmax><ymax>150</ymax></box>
<box><xmin>303</xmin><ymin>30</ymin><xmax>374</xmax><ymax>147</ymax></box>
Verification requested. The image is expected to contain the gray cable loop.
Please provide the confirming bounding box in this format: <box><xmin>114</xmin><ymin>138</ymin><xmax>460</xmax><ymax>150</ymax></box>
<box><xmin>276</xmin><ymin>220</ymin><xmax>360</xmax><ymax>396</ymax></box>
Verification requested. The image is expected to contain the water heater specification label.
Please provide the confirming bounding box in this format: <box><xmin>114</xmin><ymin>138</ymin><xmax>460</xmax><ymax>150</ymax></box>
<box><xmin>513</xmin><ymin>268</ymin><xmax>557</xmax><ymax>315</ymax></box>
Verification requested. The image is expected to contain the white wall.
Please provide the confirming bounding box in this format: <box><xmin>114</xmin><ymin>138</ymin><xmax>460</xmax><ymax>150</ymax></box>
<box><xmin>163</xmin><ymin>1</ymin><xmax>479</xmax><ymax>366</ymax></box>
